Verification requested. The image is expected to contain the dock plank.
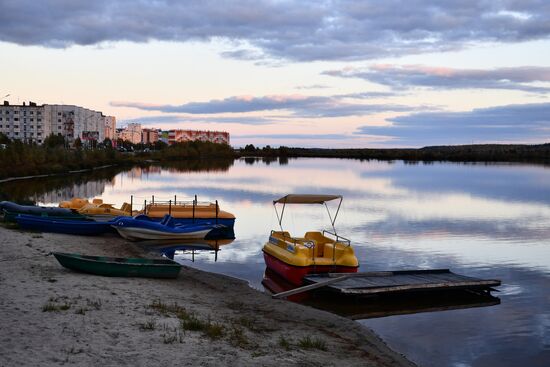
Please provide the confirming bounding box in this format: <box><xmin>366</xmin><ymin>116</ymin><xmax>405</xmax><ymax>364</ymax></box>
<box><xmin>304</xmin><ymin>269</ymin><xmax>501</xmax><ymax>295</ymax></box>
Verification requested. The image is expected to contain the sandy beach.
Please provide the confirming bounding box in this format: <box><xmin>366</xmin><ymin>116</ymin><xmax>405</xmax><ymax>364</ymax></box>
<box><xmin>0</xmin><ymin>225</ymin><xmax>414</xmax><ymax>367</ymax></box>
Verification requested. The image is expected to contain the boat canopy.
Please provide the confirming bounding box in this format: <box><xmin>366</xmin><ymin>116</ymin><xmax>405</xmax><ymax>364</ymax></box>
<box><xmin>273</xmin><ymin>194</ymin><xmax>344</xmax><ymax>234</ymax></box>
<box><xmin>273</xmin><ymin>194</ymin><xmax>342</xmax><ymax>205</ymax></box>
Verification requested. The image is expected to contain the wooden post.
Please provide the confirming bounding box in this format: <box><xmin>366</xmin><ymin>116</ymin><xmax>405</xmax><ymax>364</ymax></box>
<box><xmin>169</xmin><ymin>200</ymin><xmax>172</xmax><ymax>215</ymax></box>
<box><xmin>192</xmin><ymin>195</ymin><xmax>196</xmax><ymax>223</ymax></box>
<box><xmin>174</xmin><ymin>195</ymin><xmax>177</xmax><ymax>206</ymax></box>
<box><xmin>215</xmin><ymin>200</ymin><xmax>219</xmax><ymax>224</ymax></box>
<box><xmin>144</xmin><ymin>199</ymin><xmax>147</xmax><ymax>215</ymax></box>
<box><xmin>130</xmin><ymin>195</ymin><xmax>133</xmax><ymax>215</ymax></box>
<box><xmin>152</xmin><ymin>195</ymin><xmax>154</xmax><ymax>204</ymax></box>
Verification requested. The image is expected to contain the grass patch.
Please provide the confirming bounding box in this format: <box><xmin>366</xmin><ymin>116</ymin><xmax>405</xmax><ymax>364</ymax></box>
<box><xmin>42</xmin><ymin>301</ymin><xmax>71</xmax><ymax>312</ymax></box>
<box><xmin>149</xmin><ymin>299</ymin><xmax>186</xmax><ymax>316</ymax></box>
<box><xmin>180</xmin><ymin>315</ymin><xmax>225</xmax><ymax>340</ymax></box>
<box><xmin>297</xmin><ymin>336</ymin><xmax>327</xmax><ymax>351</ymax></box>
<box><xmin>278</xmin><ymin>336</ymin><xmax>291</xmax><ymax>351</ymax></box>
<box><xmin>205</xmin><ymin>323</ymin><xmax>224</xmax><ymax>340</ymax></box>
<box><xmin>181</xmin><ymin>315</ymin><xmax>206</xmax><ymax>331</ymax></box>
<box><xmin>229</xmin><ymin>326</ymin><xmax>249</xmax><ymax>348</ymax></box>
<box><xmin>139</xmin><ymin>319</ymin><xmax>156</xmax><ymax>331</ymax></box>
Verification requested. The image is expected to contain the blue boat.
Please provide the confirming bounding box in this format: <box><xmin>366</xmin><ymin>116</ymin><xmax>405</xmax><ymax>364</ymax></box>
<box><xmin>15</xmin><ymin>214</ymin><xmax>119</xmax><ymax>236</ymax></box>
<box><xmin>1</xmin><ymin>201</ymin><xmax>80</xmax><ymax>222</ymax></box>
<box><xmin>111</xmin><ymin>214</ymin><xmax>228</xmax><ymax>241</ymax></box>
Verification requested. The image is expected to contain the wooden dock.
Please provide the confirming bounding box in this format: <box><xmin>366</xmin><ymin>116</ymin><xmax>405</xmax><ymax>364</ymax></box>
<box><xmin>301</xmin><ymin>269</ymin><xmax>500</xmax><ymax>296</ymax></box>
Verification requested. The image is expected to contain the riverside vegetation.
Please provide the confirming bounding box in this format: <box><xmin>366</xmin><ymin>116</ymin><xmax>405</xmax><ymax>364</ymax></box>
<box><xmin>0</xmin><ymin>133</ymin><xmax>234</xmax><ymax>180</ymax></box>
<box><xmin>1</xmin><ymin>132</ymin><xmax>549</xmax><ymax>180</ymax></box>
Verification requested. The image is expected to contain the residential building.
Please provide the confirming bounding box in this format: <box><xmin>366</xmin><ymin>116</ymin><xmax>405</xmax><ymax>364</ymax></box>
<box><xmin>168</xmin><ymin>130</ymin><xmax>230</xmax><ymax>145</ymax></box>
<box><xmin>141</xmin><ymin>128</ymin><xmax>159</xmax><ymax>144</ymax></box>
<box><xmin>0</xmin><ymin>101</ymin><xmax>116</xmax><ymax>145</ymax></box>
<box><xmin>104</xmin><ymin>116</ymin><xmax>116</xmax><ymax>141</ymax></box>
<box><xmin>0</xmin><ymin>101</ymin><xmax>49</xmax><ymax>144</ymax></box>
<box><xmin>118</xmin><ymin>123</ymin><xmax>142</xmax><ymax>144</ymax></box>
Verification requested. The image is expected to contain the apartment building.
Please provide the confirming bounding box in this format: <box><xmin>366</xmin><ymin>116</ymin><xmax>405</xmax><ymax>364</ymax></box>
<box><xmin>141</xmin><ymin>128</ymin><xmax>159</xmax><ymax>144</ymax></box>
<box><xmin>117</xmin><ymin>123</ymin><xmax>142</xmax><ymax>144</ymax></box>
<box><xmin>0</xmin><ymin>101</ymin><xmax>49</xmax><ymax>144</ymax></box>
<box><xmin>168</xmin><ymin>130</ymin><xmax>230</xmax><ymax>145</ymax></box>
<box><xmin>0</xmin><ymin>101</ymin><xmax>116</xmax><ymax>145</ymax></box>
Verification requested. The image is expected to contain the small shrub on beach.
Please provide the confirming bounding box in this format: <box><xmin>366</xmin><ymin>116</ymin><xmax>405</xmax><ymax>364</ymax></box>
<box><xmin>42</xmin><ymin>301</ymin><xmax>71</xmax><ymax>312</ymax></box>
<box><xmin>139</xmin><ymin>319</ymin><xmax>156</xmax><ymax>331</ymax></box>
<box><xmin>42</xmin><ymin>302</ymin><xmax>59</xmax><ymax>312</ymax></box>
<box><xmin>297</xmin><ymin>336</ymin><xmax>327</xmax><ymax>351</ymax></box>
<box><xmin>229</xmin><ymin>326</ymin><xmax>249</xmax><ymax>348</ymax></box>
<box><xmin>278</xmin><ymin>336</ymin><xmax>291</xmax><ymax>350</ymax></box>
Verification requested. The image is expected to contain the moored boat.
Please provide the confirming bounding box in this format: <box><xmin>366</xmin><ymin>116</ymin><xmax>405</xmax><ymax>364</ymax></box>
<box><xmin>59</xmin><ymin>198</ymin><xmax>133</xmax><ymax>220</ymax></box>
<box><xmin>15</xmin><ymin>214</ymin><xmax>118</xmax><ymax>235</ymax></box>
<box><xmin>145</xmin><ymin>197</ymin><xmax>235</xmax><ymax>232</ymax></box>
<box><xmin>52</xmin><ymin>252</ymin><xmax>182</xmax><ymax>278</ymax></box>
<box><xmin>262</xmin><ymin>194</ymin><xmax>359</xmax><ymax>286</ymax></box>
<box><xmin>1</xmin><ymin>201</ymin><xmax>81</xmax><ymax>222</ymax></box>
<box><xmin>2</xmin><ymin>209</ymin><xmax>88</xmax><ymax>223</ymax></box>
<box><xmin>110</xmin><ymin>214</ymin><xmax>225</xmax><ymax>241</ymax></box>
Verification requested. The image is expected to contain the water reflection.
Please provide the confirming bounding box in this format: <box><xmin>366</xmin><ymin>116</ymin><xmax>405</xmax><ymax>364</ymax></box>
<box><xmin>5</xmin><ymin>158</ymin><xmax>550</xmax><ymax>367</ymax></box>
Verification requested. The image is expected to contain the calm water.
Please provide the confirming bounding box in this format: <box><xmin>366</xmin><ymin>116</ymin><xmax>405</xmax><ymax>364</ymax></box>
<box><xmin>3</xmin><ymin>158</ymin><xmax>550</xmax><ymax>367</ymax></box>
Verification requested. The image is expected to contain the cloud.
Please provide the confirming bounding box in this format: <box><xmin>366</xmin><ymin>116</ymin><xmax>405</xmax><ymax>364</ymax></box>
<box><xmin>294</xmin><ymin>84</ymin><xmax>331</xmax><ymax>90</ymax></box>
<box><xmin>1</xmin><ymin>1</ymin><xmax>550</xmax><ymax>61</ymax></box>
<box><xmin>324</xmin><ymin>65</ymin><xmax>550</xmax><ymax>93</ymax></box>
<box><xmin>233</xmin><ymin>133</ymin><xmax>350</xmax><ymax>140</ymax></box>
<box><xmin>112</xmin><ymin>95</ymin><xmax>416</xmax><ymax>118</ymax></box>
<box><xmin>355</xmin><ymin>102</ymin><xmax>550</xmax><ymax>146</ymax></box>
<box><xmin>122</xmin><ymin>114</ymin><xmax>276</xmax><ymax>126</ymax></box>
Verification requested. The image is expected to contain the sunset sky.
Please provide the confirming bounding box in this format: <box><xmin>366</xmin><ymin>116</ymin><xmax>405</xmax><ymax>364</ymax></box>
<box><xmin>1</xmin><ymin>0</ymin><xmax>549</xmax><ymax>147</ymax></box>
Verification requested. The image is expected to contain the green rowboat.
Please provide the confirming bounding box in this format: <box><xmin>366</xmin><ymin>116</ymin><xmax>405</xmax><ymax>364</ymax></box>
<box><xmin>52</xmin><ymin>252</ymin><xmax>182</xmax><ymax>278</ymax></box>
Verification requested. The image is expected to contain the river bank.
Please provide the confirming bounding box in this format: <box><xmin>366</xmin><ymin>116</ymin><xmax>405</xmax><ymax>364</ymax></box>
<box><xmin>0</xmin><ymin>225</ymin><xmax>415</xmax><ymax>367</ymax></box>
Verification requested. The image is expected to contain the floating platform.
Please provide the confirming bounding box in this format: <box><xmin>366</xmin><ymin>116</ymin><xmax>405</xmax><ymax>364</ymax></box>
<box><xmin>302</xmin><ymin>269</ymin><xmax>500</xmax><ymax>296</ymax></box>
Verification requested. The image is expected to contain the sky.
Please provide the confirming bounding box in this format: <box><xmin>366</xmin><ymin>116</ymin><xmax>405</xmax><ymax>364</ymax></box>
<box><xmin>1</xmin><ymin>0</ymin><xmax>549</xmax><ymax>148</ymax></box>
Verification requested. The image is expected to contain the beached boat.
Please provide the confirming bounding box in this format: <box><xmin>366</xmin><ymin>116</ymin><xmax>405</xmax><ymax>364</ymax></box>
<box><xmin>110</xmin><ymin>214</ymin><xmax>225</xmax><ymax>241</ymax></box>
<box><xmin>59</xmin><ymin>198</ymin><xmax>133</xmax><ymax>220</ymax></box>
<box><xmin>52</xmin><ymin>252</ymin><xmax>182</xmax><ymax>278</ymax></box>
<box><xmin>262</xmin><ymin>194</ymin><xmax>359</xmax><ymax>286</ymax></box>
<box><xmin>0</xmin><ymin>201</ymin><xmax>81</xmax><ymax>222</ymax></box>
<box><xmin>15</xmin><ymin>214</ymin><xmax>118</xmax><ymax>235</ymax></box>
<box><xmin>2</xmin><ymin>209</ymin><xmax>88</xmax><ymax>223</ymax></box>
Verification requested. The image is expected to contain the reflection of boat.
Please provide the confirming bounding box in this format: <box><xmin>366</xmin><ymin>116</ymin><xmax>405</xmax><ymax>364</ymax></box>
<box><xmin>263</xmin><ymin>194</ymin><xmax>359</xmax><ymax>286</ymax></box>
<box><xmin>262</xmin><ymin>268</ymin><xmax>311</xmax><ymax>302</ymax></box>
<box><xmin>144</xmin><ymin>238</ymin><xmax>234</xmax><ymax>261</ymax></box>
<box><xmin>15</xmin><ymin>214</ymin><xmax>118</xmax><ymax>235</ymax></box>
<box><xmin>52</xmin><ymin>252</ymin><xmax>181</xmax><ymax>278</ymax></box>
<box><xmin>59</xmin><ymin>198</ymin><xmax>133</xmax><ymax>220</ymax></box>
<box><xmin>111</xmin><ymin>215</ymin><xmax>225</xmax><ymax>241</ymax></box>
<box><xmin>262</xmin><ymin>267</ymin><xmax>500</xmax><ymax>318</ymax></box>
<box><xmin>1</xmin><ymin>201</ymin><xmax>82</xmax><ymax>222</ymax></box>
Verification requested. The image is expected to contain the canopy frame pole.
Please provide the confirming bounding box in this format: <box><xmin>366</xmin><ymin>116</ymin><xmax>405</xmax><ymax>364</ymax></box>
<box><xmin>273</xmin><ymin>201</ymin><xmax>286</xmax><ymax>231</ymax></box>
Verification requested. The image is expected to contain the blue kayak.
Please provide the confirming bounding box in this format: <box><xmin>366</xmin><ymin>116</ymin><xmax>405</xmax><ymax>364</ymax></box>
<box><xmin>111</xmin><ymin>214</ymin><xmax>226</xmax><ymax>241</ymax></box>
<box><xmin>16</xmin><ymin>214</ymin><xmax>119</xmax><ymax>236</ymax></box>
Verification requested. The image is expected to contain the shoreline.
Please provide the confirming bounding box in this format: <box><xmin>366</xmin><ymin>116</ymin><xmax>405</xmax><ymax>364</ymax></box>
<box><xmin>0</xmin><ymin>225</ymin><xmax>415</xmax><ymax>367</ymax></box>
<box><xmin>0</xmin><ymin>164</ymin><xmax>118</xmax><ymax>184</ymax></box>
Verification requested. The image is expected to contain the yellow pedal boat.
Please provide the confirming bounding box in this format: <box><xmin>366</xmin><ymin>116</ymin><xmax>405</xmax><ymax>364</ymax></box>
<box><xmin>262</xmin><ymin>194</ymin><xmax>359</xmax><ymax>285</ymax></box>
<box><xmin>59</xmin><ymin>198</ymin><xmax>133</xmax><ymax>219</ymax></box>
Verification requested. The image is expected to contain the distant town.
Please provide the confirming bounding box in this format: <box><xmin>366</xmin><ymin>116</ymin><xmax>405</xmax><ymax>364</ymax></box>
<box><xmin>0</xmin><ymin>100</ymin><xmax>230</xmax><ymax>147</ymax></box>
